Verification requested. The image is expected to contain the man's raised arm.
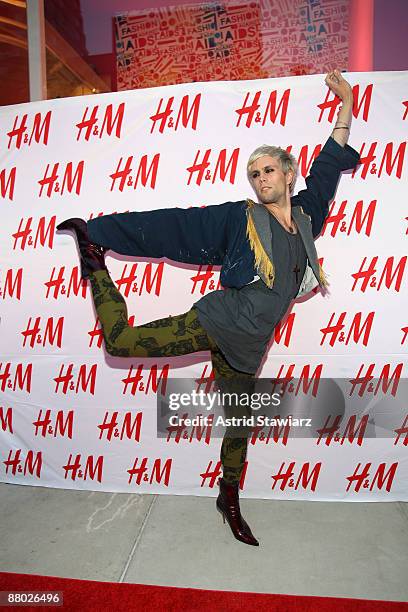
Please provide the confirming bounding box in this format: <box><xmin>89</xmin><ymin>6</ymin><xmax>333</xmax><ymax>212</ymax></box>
<box><xmin>291</xmin><ymin>70</ymin><xmax>360</xmax><ymax>237</ymax></box>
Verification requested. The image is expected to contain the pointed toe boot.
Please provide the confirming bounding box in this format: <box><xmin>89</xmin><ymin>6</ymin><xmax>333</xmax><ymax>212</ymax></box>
<box><xmin>216</xmin><ymin>478</ymin><xmax>259</xmax><ymax>546</ymax></box>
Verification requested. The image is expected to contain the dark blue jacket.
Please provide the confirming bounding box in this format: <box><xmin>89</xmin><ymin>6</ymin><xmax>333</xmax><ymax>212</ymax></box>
<box><xmin>87</xmin><ymin>137</ymin><xmax>360</xmax><ymax>289</ymax></box>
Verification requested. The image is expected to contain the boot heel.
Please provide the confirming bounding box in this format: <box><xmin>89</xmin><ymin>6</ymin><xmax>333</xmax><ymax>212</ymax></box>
<box><xmin>216</xmin><ymin>502</ymin><xmax>226</xmax><ymax>524</ymax></box>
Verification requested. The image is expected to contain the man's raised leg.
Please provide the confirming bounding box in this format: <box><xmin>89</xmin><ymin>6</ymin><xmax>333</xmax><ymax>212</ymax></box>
<box><xmin>89</xmin><ymin>269</ymin><xmax>213</xmax><ymax>358</ymax></box>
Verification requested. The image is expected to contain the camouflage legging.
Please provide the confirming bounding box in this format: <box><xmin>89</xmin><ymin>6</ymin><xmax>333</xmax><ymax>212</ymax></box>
<box><xmin>89</xmin><ymin>269</ymin><xmax>254</xmax><ymax>484</ymax></box>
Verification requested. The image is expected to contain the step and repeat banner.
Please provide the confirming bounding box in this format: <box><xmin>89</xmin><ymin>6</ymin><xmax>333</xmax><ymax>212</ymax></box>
<box><xmin>0</xmin><ymin>71</ymin><xmax>407</xmax><ymax>500</ymax></box>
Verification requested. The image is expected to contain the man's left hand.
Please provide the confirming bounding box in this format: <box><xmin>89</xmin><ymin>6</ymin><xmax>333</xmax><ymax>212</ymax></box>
<box><xmin>325</xmin><ymin>69</ymin><xmax>353</xmax><ymax>103</ymax></box>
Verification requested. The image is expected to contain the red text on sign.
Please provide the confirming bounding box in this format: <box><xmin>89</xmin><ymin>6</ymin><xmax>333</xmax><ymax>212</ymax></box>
<box><xmin>76</xmin><ymin>102</ymin><xmax>125</xmax><ymax>141</ymax></box>
<box><xmin>3</xmin><ymin>450</ymin><xmax>42</xmax><ymax>477</ymax></box>
<box><xmin>351</xmin><ymin>256</ymin><xmax>406</xmax><ymax>292</ymax></box>
<box><xmin>44</xmin><ymin>267</ymin><xmax>88</xmax><ymax>299</ymax></box>
<box><xmin>33</xmin><ymin>409</ymin><xmax>74</xmax><ymax>438</ymax></box>
<box><xmin>110</xmin><ymin>154</ymin><xmax>160</xmax><ymax>191</ymax></box>
<box><xmin>316</xmin><ymin>414</ymin><xmax>369</xmax><ymax>446</ymax></box>
<box><xmin>122</xmin><ymin>364</ymin><xmax>169</xmax><ymax>396</ymax></box>
<box><xmin>38</xmin><ymin>161</ymin><xmax>84</xmax><ymax>197</ymax></box>
<box><xmin>235</xmin><ymin>89</ymin><xmax>290</xmax><ymax>128</ymax></box>
<box><xmin>127</xmin><ymin>457</ymin><xmax>172</xmax><ymax>486</ymax></box>
<box><xmin>0</xmin><ymin>363</ymin><xmax>32</xmax><ymax>392</ymax></box>
<box><xmin>21</xmin><ymin>316</ymin><xmax>64</xmax><ymax>348</ymax></box>
<box><xmin>346</xmin><ymin>462</ymin><xmax>398</xmax><ymax>492</ymax></box>
<box><xmin>115</xmin><ymin>263</ymin><xmax>164</xmax><ymax>297</ymax></box>
<box><xmin>0</xmin><ymin>167</ymin><xmax>16</xmax><ymax>200</ymax></box>
<box><xmin>320</xmin><ymin>311</ymin><xmax>375</xmax><ymax>347</ymax></box>
<box><xmin>150</xmin><ymin>94</ymin><xmax>201</xmax><ymax>133</ymax></box>
<box><xmin>321</xmin><ymin>200</ymin><xmax>376</xmax><ymax>237</ymax></box>
<box><xmin>186</xmin><ymin>148</ymin><xmax>240</xmax><ymax>186</ymax></box>
<box><xmin>12</xmin><ymin>216</ymin><xmax>56</xmax><ymax>250</ymax></box>
<box><xmin>97</xmin><ymin>411</ymin><xmax>143</xmax><ymax>442</ymax></box>
<box><xmin>349</xmin><ymin>363</ymin><xmax>403</xmax><ymax>397</ymax></box>
<box><xmin>271</xmin><ymin>462</ymin><xmax>321</xmax><ymax>491</ymax></box>
<box><xmin>63</xmin><ymin>454</ymin><xmax>104</xmax><ymax>482</ymax></box>
<box><xmin>53</xmin><ymin>363</ymin><xmax>97</xmax><ymax>395</ymax></box>
<box><xmin>7</xmin><ymin>111</ymin><xmax>51</xmax><ymax>149</ymax></box>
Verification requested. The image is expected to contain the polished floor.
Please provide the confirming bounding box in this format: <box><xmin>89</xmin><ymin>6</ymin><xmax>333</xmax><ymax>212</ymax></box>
<box><xmin>1</xmin><ymin>482</ymin><xmax>407</xmax><ymax>603</ymax></box>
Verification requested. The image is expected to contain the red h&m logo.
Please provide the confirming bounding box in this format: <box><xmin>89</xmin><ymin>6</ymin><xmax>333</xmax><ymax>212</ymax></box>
<box><xmin>21</xmin><ymin>317</ymin><xmax>64</xmax><ymax>349</ymax></box>
<box><xmin>110</xmin><ymin>154</ymin><xmax>160</xmax><ymax>191</ymax></box>
<box><xmin>166</xmin><ymin>414</ymin><xmax>214</xmax><ymax>445</ymax></box>
<box><xmin>0</xmin><ymin>363</ymin><xmax>32</xmax><ymax>392</ymax></box>
<box><xmin>38</xmin><ymin>161</ymin><xmax>85</xmax><ymax>197</ymax></box>
<box><xmin>235</xmin><ymin>89</ymin><xmax>291</xmax><ymax>128</ymax></box>
<box><xmin>115</xmin><ymin>263</ymin><xmax>164</xmax><ymax>297</ymax></box>
<box><xmin>76</xmin><ymin>103</ymin><xmax>125</xmax><ymax>141</ymax></box>
<box><xmin>12</xmin><ymin>216</ymin><xmax>56</xmax><ymax>250</ymax></box>
<box><xmin>316</xmin><ymin>415</ymin><xmax>369</xmax><ymax>446</ymax></box>
<box><xmin>53</xmin><ymin>364</ymin><xmax>97</xmax><ymax>395</ymax></box>
<box><xmin>33</xmin><ymin>409</ymin><xmax>74</xmax><ymax>438</ymax></box>
<box><xmin>346</xmin><ymin>462</ymin><xmax>398</xmax><ymax>492</ymax></box>
<box><xmin>320</xmin><ymin>312</ymin><xmax>375</xmax><ymax>347</ymax></box>
<box><xmin>7</xmin><ymin>111</ymin><xmax>52</xmax><ymax>149</ymax></box>
<box><xmin>186</xmin><ymin>148</ymin><xmax>240</xmax><ymax>186</ymax></box>
<box><xmin>63</xmin><ymin>454</ymin><xmax>104</xmax><ymax>482</ymax></box>
<box><xmin>271</xmin><ymin>461</ymin><xmax>321</xmax><ymax>491</ymax></box>
<box><xmin>321</xmin><ymin>200</ymin><xmax>376</xmax><ymax>237</ymax></box>
<box><xmin>97</xmin><ymin>411</ymin><xmax>143</xmax><ymax>442</ymax></box>
<box><xmin>127</xmin><ymin>457</ymin><xmax>172</xmax><ymax>486</ymax></box>
<box><xmin>150</xmin><ymin>94</ymin><xmax>201</xmax><ymax>133</ymax></box>
<box><xmin>44</xmin><ymin>267</ymin><xmax>87</xmax><ymax>299</ymax></box>
<box><xmin>274</xmin><ymin>363</ymin><xmax>323</xmax><ymax>397</ymax></box>
<box><xmin>351</xmin><ymin>256</ymin><xmax>406</xmax><ymax>292</ymax></box>
<box><xmin>285</xmin><ymin>144</ymin><xmax>322</xmax><ymax>178</ymax></box>
<box><xmin>249</xmin><ymin>420</ymin><xmax>290</xmax><ymax>446</ymax></box>
<box><xmin>4</xmin><ymin>449</ymin><xmax>42</xmax><ymax>478</ymax></box>
<box><xmin>349</xmin><ymin>363</ymin><xmax>403</xmax><ymax>397</ymax></box>
<box><xmin>122</xmin><ymin>364</ymin><xmax>169</xmax><ymax>396</ymax></box>
<box><xmin>352</xmin><ymin>141</ymin><xmax>406</xmax><ymax>180</ymax></box>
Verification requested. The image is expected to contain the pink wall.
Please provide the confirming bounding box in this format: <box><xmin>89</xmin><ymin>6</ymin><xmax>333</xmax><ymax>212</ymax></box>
<box><xmin>374</xmin><ymin>0</ymin><xmax>408</xmax><ymax>70</ymax></box>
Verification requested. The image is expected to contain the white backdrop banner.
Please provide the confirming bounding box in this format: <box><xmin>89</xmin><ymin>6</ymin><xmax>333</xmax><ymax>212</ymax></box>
<box><xmin>0</xmin><ymin>71</ymin><xmax>407</xmax><ymax>500</ymax></box>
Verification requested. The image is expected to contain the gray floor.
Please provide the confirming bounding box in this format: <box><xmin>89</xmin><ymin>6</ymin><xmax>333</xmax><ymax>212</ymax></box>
<box><xmin>1</xmin><ymin>482</ymin><xmax>408</xmax><ymax>603</ymax></box>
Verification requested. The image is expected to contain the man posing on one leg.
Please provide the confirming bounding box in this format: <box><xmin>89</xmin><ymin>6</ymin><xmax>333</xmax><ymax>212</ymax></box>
<box><xmin>57</xmin><ymin>70</ymin><xmax>359</xmax><ymax>547</ymax></box>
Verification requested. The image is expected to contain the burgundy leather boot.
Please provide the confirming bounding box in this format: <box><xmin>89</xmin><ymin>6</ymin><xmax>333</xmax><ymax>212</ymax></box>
<box><xmin>216</xmin><ymin>478</ymin><xmax>259</xmax><ymax>546</ymax></box>
<box><xmin>56</xmin><ymin>218</ymin><xmax>107</xmax><ymax>279</ymax></box>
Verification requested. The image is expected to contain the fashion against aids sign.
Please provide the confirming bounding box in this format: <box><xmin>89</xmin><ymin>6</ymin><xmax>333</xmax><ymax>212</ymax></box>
<box><xmin>0</xmin><ymin>72</ymin><xmax>407</xmax><ymax>499</ymax></box>
<box><xmin>114</xmin><ymin>1</ymin><xmax>350</xmax><ymax>88</ymax></box>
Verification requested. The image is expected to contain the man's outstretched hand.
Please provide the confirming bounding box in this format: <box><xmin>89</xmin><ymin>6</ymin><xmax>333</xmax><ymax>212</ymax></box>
<box><xmin>325</xmin><ymin>69</ymin><xmax>353</xmax><ymax>103</ymax></box>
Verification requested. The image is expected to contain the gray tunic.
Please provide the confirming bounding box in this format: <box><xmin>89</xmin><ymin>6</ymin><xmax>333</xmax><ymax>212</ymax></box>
<box><xmin>194</xmin><ymin>215</ymin><xmax>307</xmax><ymax>373</ymax></box>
